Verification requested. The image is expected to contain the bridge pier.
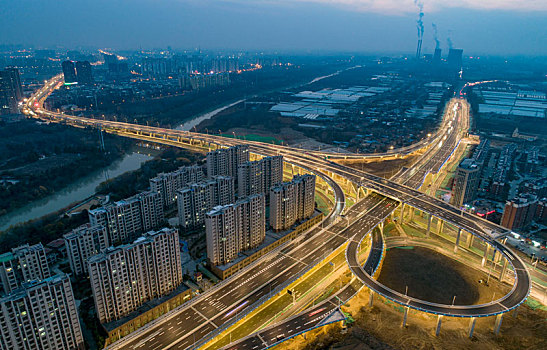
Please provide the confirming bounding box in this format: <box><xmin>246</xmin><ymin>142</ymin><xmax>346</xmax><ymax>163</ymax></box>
<box><xmin>494</xmin><ymin>250</ymin><xmax>502</xmax><ymax>264</ymax></box>
<box><xmin>494</xmin><ymin>314</ymin><xmax>503</xmax><ymax>335</ymax></box>
<box><xmin>437</xmin><ymin>219</ymin><xmax>444</xmax><ymax>235</ymax></box>
<box><xmin>468</xmin><ymin>317</ymin><xmax>476</xmax><ymax>338</ymax></box>
<box><xmin>369</xmin><ymin>292</ymin><xmax>374</xmax><ymax>307</ymax></box>
<box><xmin>402</xmin><ymin>307</ymin><xmax>409</xmax><ymax>328</ymax></box>
<box><xmin>466</xmin><ymin>232</ymin><xmax>474</xmax><ymax>248</ymax></box>
<box><xmin>399</xmin><ymin>203</ymin><xmax>406</xmax><ymax>224</ymax></box>
<box><xmin>379</xmin><ymin>221</ymin><xmax>384</xmax><ymax>235</ymax></box>
<box><xmin>435</xmin><ymin>315</ymin><xmax>443</xmax><ymax>336</ymax></box>
<box><xmin>482</xmin><ymin>245</ymin><xmax>491</xmax><ymax>267</ymax></box>
<box><xmin>426</xmin><ymin>213</ymin><xmax>432</xmax><ymax>237</ymax></box>
<box><xmin>499</xmin><ymin>259</ymin><xmax>508</xmax><ymax>281</ymax></box>
<box><xmin>409</xmin><ymin>207</ymin><xmax>415</xmax><ymax>221</ymax></box>
<box><xmin>454</xmin><ymin>228</ymin><xmax>462</xmax><ymax>253</ymax></box>
<box><xmin>513</xmin><ymin>305</ymin><xmax>520</xmax><ymax>318</ymax></box>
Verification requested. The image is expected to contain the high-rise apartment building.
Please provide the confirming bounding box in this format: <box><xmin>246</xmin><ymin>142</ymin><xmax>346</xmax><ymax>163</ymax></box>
<box><xmin>0</xmin><ymin>243</ymin><xmax>51</xmax><ymax>295</ymax></box>
<box><xmin>88</xmin><ymin>228</ymin><xmax>182</xmax><ymax>324</ymax></box>
<box><xmin>270</xmin><ymin>182</ymin><xmax>297</xmax><ymax>231</ymax></box>
<box><xmin>238</xmin><ymin>160</ymin><xmax>264</xmax><ymax>197</ymax></box>
<box><xmin>0</xmin><ymin>68</ymin><xmax>23</xmax><ymax>115</ymax></box>
<box><xmin>295</xmin><ymin>174</ymin><xmax>316</xmax><ymax>220</ymax></box>
<box><xmin>262</xmin><ymin>155</ymin><xmax>284</xmax><ymax>193</ymax></box>
<box><xmin>0</xmin><ymin>274</ymin><xmax>84</xmax><ymax>350</ymax></box>
<box><xmin>451</xmin><ymin>158</ymin><xmax>480</xmax><ymax>207</ymax></box>
<box><xmin>150</xmin><ymin>165</ymin><xmax>204</xmax><ymax>208</ymax></box>
<box><xmin>214</xmin><ymin>175</ymin><xmax>236</xmax><ymax>205</ymax></box>
<box><xmin>501</xmin><ymin>194</ymin><xmax>538</xmax><ymax>230</ymax></box>
<box><xmin>206</xmin><ymin>145</ymin><xmax>249</xmax><ymax>178</ymax></box>
<box><xmin>136</xmin><ymin>191</ymin><xmax>164</xmax><ymax>232</ymax></box>
<box><xmin>177</xmin><ymin>176</ymin><xmax>235</xmax><ymax>228</ymax></box>
<box><xmin>270</xmin><ymin>174</ymin><xmax>316</xmax><ymax>231</ymax></box>
<box><xmin>75</xmin><ymin>61</ymin><xmax>93</xmax><ymax>84</ymax></box>
<box><xmin>64</xmin><ymin>224</ymin><xmax>109</xmax><ymax>276</ymax></box>
<box><xmin>206</xmin><ymin>194</ymin><xmax>265</xmax><ymax>266</ymax></box>
<box><xmin>238</xmin><ymin>156</ymin><xmax>283</xmax><ymax>198</ymax></box>
<box><xmin>89</xmin><ymin>191</ymin><xmax>163</xmax><ymax>245</ymax></box>
<box><xmin>2</xmin><ymin>68</ymin><xmax>22</xmax><ymax>100</ymax></box>
<box><xmin>62</xmin><ymin>60</ymin><xmax>78</xmax><ymax>84</ymax></box>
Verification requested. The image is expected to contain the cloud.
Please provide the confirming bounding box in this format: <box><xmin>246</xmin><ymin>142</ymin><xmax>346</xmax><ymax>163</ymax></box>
<box><xmin>224</xmin><ymin>0</ymin><xmax>547</xmax><ymax>15</ymax></box>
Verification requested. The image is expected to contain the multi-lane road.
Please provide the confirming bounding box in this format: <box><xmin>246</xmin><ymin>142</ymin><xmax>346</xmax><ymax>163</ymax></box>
<box><xmin>26</xmin><ymin>77</ymin><xmax>531</xmax><ymax>349</ymax></box>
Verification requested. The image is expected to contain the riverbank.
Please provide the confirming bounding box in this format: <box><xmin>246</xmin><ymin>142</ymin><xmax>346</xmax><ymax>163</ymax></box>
<box><xmin>0</xmin><ymin>146</ymin><xmax>203</xmax><ymax>251</ymax></box>
<box><xmin>0</xmin><ymin>119</ymin><xmax>136</xmax><ymax>220</ymax></box>
<box><xmin>0</xmin><ymin>149</ymin><xmax>154</xmax><ymax>231</ymax></box>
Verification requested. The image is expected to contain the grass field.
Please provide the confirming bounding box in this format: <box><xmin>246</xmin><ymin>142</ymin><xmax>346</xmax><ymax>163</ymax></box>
<box><xmin>220</xmin><ymin>133</ymin><xmax>283</xmax><ymax>144</ymax></box>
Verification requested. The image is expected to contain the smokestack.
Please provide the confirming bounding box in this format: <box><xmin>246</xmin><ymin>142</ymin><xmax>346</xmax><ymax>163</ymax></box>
<box><xmin>416</xmin><ymin>39</ymin><xmax>423</xmax><ymax>60</ymax></box>
<box><xmin>414</xmin><ymin>1</ymin><xmax>424</xmax><ymax>60</ymax></box>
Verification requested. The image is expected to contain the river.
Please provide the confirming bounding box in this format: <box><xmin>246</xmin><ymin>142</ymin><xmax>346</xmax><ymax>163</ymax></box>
<box><xmin>1</xmin><ymin>67</ymin><xmax>352</xmax><ymax>231</ymax></box>
<box><xmin>175</xmin><ymin>66</ymin><xmax>356</xmax><ymax>132</ymax></box>
<box><xmin>176</xmin><ymin>99</ymin><xmax>245</xmax><ymax>131</ymax></box>
<box><xmin>0</xmin><ymin>151</ymin><xmax>153</xmax><ymax>231</ymax></box>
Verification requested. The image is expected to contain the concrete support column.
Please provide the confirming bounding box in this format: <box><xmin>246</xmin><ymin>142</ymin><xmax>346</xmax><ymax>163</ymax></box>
<box><xmin>494</xmin><ymin>314</ymin><xmax>503</xmax><ymax>335</ymax></box>
<box><xmin>409</xmin><ymin>207</ymin><xmax>415</xmax><ymax>221</ymax></box>
<box><xmin>513</xmin><ymin>305</ymin><xmax>520</xmax><ymax>318</ymax></box>
<box><xmin>435</xmin><ymin>315</ymin><xmax>443</xmax><ymax>336</ymax></box>
<box><xmin>495</xmin><ymin>251</ymin><xmax>502</xmax><ymax>264</ymax></box>
<box><xmin>426</xmin><ymin>213</ymin><xmax>432</xmax><ymax>237</ymax></box>
<box><xmin>369</xmin><ymin>292</ymin><xmax>374</xmax><ymax>307</ymax></box>
<box><xmin>379</xmin><ymin>221</ymin><xmax>384</xmax><ymax>235</ymax></box>
<box><xmin>468</xmin><ymin>317</ymin><xmax>477</xmax><ymax>338</ymax></box>
<box><xmin>437</xmin><ymin>219</ymin><xmax>444</xmax><ymax>235</ymax></box>
<box><xmin>402</xmin><ymin>307</ymin><xmax>409</xmax><ymax>328</ymax></box>
<box><xmin>482</xmin><ymin>245</ymin><xmax>491</xmax><ymax>267</ymax></box>
<box><xmin>400</xmin><ymin>203</ymin><xmax>406</xmax><ymax>224</ymax></box>
<box><xmin>454</xmin><ymin>228</ymin><xmax>462</xmax><ymax>253</ymax></box>
<box><xmin>466</xmin><ymin>232</ymin><xmax>474</xmax><ymax>249</ymax></box>
<box><xmin>499</xmin><ymin>259</ymin><xmax>508</xmax><ymax>282</ymax></box>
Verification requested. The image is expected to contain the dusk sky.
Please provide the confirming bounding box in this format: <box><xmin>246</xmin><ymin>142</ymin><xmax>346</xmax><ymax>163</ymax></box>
<box><xmin>1</xmin><ymin>0</ymin><xmax>546</xmax><ymax>55</ymax></box>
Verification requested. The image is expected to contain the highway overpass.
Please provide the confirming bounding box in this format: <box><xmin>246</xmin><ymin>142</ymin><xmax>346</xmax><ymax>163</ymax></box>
<box><xmin>25</xmin><ymin>76</ymin><xmax>531</xmax><ymax>349</ymax></box>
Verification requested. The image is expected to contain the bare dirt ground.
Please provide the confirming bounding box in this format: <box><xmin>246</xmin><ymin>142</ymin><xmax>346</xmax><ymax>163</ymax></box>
<box><xmin>276</xmin><ymin>287</ymin><xmax>546</xmax><ymax>350</ymax></box>
<box><xmin>276</xmin><ymin>246</ymin><xmax>545</xmax><ymax>350</ymax></box>
<box><xmin>377</xmin><ymin>246</ymin><xmax>509</xmax><ymax>305</ymax></box>
<box><xmin>337</xmin><ymin>157</ymin><xmax>417</xmax><ymax>178</ymax></box>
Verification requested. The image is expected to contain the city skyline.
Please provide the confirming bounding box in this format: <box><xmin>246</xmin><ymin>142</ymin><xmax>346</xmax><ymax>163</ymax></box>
<box><xmin>1</xmin><ymin>0</ymin><xmax>546</xmax><ymax>55</ymax></box>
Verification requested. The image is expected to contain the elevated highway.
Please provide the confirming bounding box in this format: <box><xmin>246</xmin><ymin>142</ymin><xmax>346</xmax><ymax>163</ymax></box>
<box><xmin>25</xmin><ymin>76</ymin><xmax>531</xmax><ymax>349</ymax></box>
